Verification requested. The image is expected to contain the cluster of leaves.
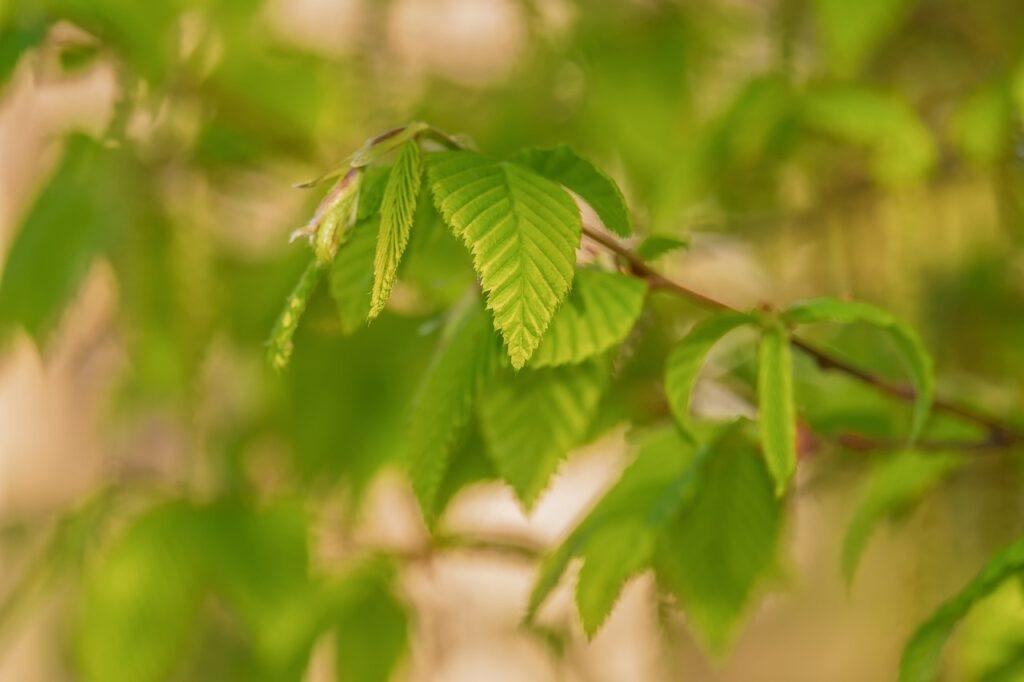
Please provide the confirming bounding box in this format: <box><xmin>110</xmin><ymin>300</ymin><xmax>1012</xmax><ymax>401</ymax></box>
<box><xmin>3</xmin><ymin>0</ymin><xmax>1024</xmax><ymax>679</ymax></box>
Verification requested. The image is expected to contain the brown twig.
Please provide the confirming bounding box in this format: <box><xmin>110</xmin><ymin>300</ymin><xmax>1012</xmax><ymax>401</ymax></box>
<box><xmin>581</xmin><ymin>224</ymin><xmax>1024</xmax><ymax>449</ymax></box>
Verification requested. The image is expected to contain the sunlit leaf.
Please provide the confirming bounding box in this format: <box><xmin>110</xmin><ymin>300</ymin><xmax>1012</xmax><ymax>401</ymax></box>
<box><xmin>370</xmin><ymin>141</ymin><xmax>422</xmax><ymax>319</ymax></box>
<box><xmin>427</xmin><ymin>151</ymin><xmax>581</xmax><ymax>368</ymax></box>
<box><xmin>512</xmin><ymin>144</ymin><xmax>632</xmax><ymax>237</ymax></box>
<box><xmin>757</xmin><ymin>323</ymin><xmax>796</xmax><ymax>496</ymax></box>
<box><xmin>529</xmin><ymin>268</ymin><xmax>647</xmax><ymax>368</ymax></box>
<box><xmin>782</xmin><ymin>296</ymin><xmax>934</xmax><ymax>442</ymax></box>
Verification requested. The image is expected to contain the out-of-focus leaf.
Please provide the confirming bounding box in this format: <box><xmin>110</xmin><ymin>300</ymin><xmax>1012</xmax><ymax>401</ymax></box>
<box><xmin>813</xmin><ymin>0</ymin><xmax>912</xmax><ymax>76</ymax></box>
<box><xmin>75</xmin><ymin>502</ymin><xmax>206</xmax><ymax>682</ymax></box>
<box><xmin>842</xmin><ymin>451</ymin><xmax>961</xmax><ymax>585</ymax></box>
<box><xmin>782</xmin><ymin>296</ymin><xmax>934</xmax><ymax>441</ymax></box>
<box><xmin>479</xmin><ymin>358</ymin><xmax>608</xmax><ymax>509</ymax></box>
<box><xmin>575</xmin><ymin>518</ymin><xmax>654</xmax><ymax>637</ymax></box>
<box><xmin>331</xmin><ymin>557</ymin><xmax>410</xmax><ymax>682</ymax></box>
<box><xmin>427</xmin><ymin>151</ymin><xmax>581</xmax><ymax>368</ymax></box>
<box><xmin>526</xmin><ymin>424</ymin><xmax>713</xmax><ymax>625</ymax></box>
<box><xmin>664</xmin><ymin>313</ymin><xmax>754</xmax><ymax>434</ymax></box>
<box><xmin>957</xmin><ymin>580</ymin><xmax>1024</xmax><ymax>682</ymax></box>
<box><xmin>407</xmin><ymin>300</ymin><xmax>498</xmax><ymax>523</ymax></box>
<box><xmin>0</xmin><ymin>10</ymin><xmax>46</xmax><ymax>88</ymax></box>
<box><xmin>757</xmin><ymin>323</ymin><xmax>796</xmax><ymax>496</ymax></box>
<box><xmin>655</xmin><ymin>432</ymin><xmax>782</xmax><ymax>655</ymax></box>
<box><xmin>267</xmin><ymin>259</ymin><xmax>324</xmax><ymax>371</ymax></box>
<box><xmin>635</xmin><ymin>234</ymin><xmax>689</xmax><ymax>262</ymax></box>
<box><xmin>512</xmin><ymin>144</ymin><xmax>632</xmax><ymax>237</ymax></box>
<box><xmin>0</xmin><ymin>135</ymin><xmax>137</xmax><ymax>344</ymax></box>
<box><xmin>370</xmin><ymin>141</ymin><xmax>422</xmax><ymax>319</ymax></box>
<box><xmin>900</xmin><ymin>536</ymin><xmax>1024</xmax><ymax>682</ymax></box>
<box><xmin>800</xmin><ymin>84</ymin><xmax>936</xmax><ymax>185</ymax></box>
<box><xmin>529</xmin><ymin>268</ymin><xmax>647</xmax><ymax>368</ymax></box>
<box><xmin>950</xmin><ymin>81</ymin><xmax>1014</xmax><ymax>164</ymax></box>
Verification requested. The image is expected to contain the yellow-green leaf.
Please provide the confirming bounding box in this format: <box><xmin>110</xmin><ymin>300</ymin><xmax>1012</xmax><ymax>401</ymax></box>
<box><xmin>370</xmin><ymin>141</ymin><xmax>422</xmax><ymax>319</ymax></box>
<box><xmin>757</xmin><ymin>324</ymin><xmax>796</xmax><ymax>496</ymax></box>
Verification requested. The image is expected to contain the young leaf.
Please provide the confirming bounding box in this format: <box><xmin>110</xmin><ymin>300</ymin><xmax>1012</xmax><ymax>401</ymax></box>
<box><xmin>313</xmin><ymin>170</ymin><xmax>362</xmax><ymax>265</ymax></box>
<box><xmin>655</xmin><ymin>435</ymin><xmax>782</xmax><ymax>655</ymax></box>
<box><xmin>529</xmin><ymin>268</ymin><xmax>647</xmax><ymax>368</ymax></box>
<box><xmin>526</xmin><ymin>424</ymin><xmax>713</xmax><ymax>625</ymax></box>
<box><xmin>842</xmin><ymin>451</ymin><xmax>961</xmax><ymax>586</ymax></box>
<box><xmin>370</xmin><ymin>140</ymin><xmax>422</xmax><ymax>319</ymax></box>
<box><xmin>781</xmin><ymin>296</ymin><xmax>934</xmax><ymax>441</ymax></box>
<box><xmin>479</xmin><ymin>358</ymin><xmax>607</xmax><ymax>508</ymax></box>
<box><xmin>267</xmin><ymin>259</ymin><xmax>325</xmax><ymax>371</ymax></box>
<box><xmin>407</xmin><ymin>301</ymin><xmax>498</xmax><ymax>523</ymax></box>
<box><xmin>576</xmin><ymin>519</ymin><xmax>654</xmax><ymax>637</ymax></box>
<box><xmin>511</xmin><ymin>144</ymin><xmax>632</xmax><ymax>237</ymax></box>
<box><xmin>328</xmin><ymin>217</ymin><xmax>377</xmax><ymax>334</ymax></box>
<box><xmin>900</xmin><ymin>536</ymin><xmax>1024</xmax><ymax>682</ymax></box>
<box><xmin>757</xmin><ymin>323</ymin><xmax>796</xmax><ymax>496</ymax></box>
<box><xmin>664</xmin><ymin>313</ymin><xmax>754</xmax><ymax>433</ymax></box>
<box><xmin>427</xmin><ymin>151</ymin><xmax>582</xmax><ymax>369</ymax></box>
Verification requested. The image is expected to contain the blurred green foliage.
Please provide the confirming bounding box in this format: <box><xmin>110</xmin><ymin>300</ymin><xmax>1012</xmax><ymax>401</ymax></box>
<box><xmin>1</xmin><ymin>0</ymin><xmax>1024</xmax><ymax>679</ymax></box>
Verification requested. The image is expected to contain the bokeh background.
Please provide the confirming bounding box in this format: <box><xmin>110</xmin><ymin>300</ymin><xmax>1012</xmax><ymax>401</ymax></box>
<box><xmin>2</xmin><ymin>0</ymin><xmax>1024</xmax><ymax>680</ymax></box>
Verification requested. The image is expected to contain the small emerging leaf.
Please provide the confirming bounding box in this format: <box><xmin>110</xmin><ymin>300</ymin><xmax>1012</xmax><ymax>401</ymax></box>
<box><xmin>328</xmin><ymin>218</ymin><xmax>377</xmax><ymax>334</ymax></box>
<box><xmin>782</xmin><ymin>296</ymin><xmax>934</xmax><ymax>442</ymax></box>
<box><xmin>267</xmin><ymin>259</ymin><xmax>325</xmax><ymax>371</ymax></box>
<box><xmin>757</xmin><ymin>323</ymin><xmax>796</xmax><ymax>496</ymax></box>
<box><xmin>512</xmin><ymin>144</ymin><xmax>632</xmax><ymax>237</ymax></box>
<box><xmin>635</xmin><ymin>234</ymin><xmax>689</xmax><ymax>262</ymax></box>
<box><xmin>370</xmin><ymin>140</ymin><xmax>422</xmax><ymax>319</ymax></box>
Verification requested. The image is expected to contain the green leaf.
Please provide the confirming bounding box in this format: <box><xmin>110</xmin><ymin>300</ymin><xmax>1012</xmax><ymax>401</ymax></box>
<box><xmin>479</xmin><ymin>358</ymin><xmax>607</xmax><ymax>508</ymax></box>
<box><xmin>655</xmin><ymin>433</ymin><xmax>782</xmax><ymax>655</ymax></box>
<box><xmin>314</xmin><ymin>171</ymin><xmax>362</xmax><ymax>265</ymax></box>
<box><xmin>0</xmin><ymin>135</ymin><xmax>135</xmax><ymax>344</ymax></box>
<box><xmin>407</xmin><ymin>301</ymin><xmax>499</xmax><ymax>523</ymax></box>
<box><xmin>950</xmin><ymin>80</ymin><xmax>1014</xmax><ymax>165</ymax></box>
<box><xmin>800</xmin><ymin>84</ymin><xmax>936</xmax><ymax>186</ymax></box>
<box><xmin>328</xmin><ymin>217</ymin><xmax>377</xmax><ymax>334</ymax></box>
<box><xmin>526</xmin><ymin>424</ymin><xmax>709</xmax><ymax>625</ymax></box>
<box><xmin>576</xmin><ymin>518</ymin><xmax>654</xmax><ymax>637</ymax></box>
<box><xmin>370</xmin><ymin>141</ymin><xmax>422</xmax><ymax>319</ymax></box>
<box><xmin>512</xmin><ymin>144</ymin><xmax>632</xmax><ymax>237</ymax></box>
<box><xmin>664</xmin><ymin>313</ymin><xmax>754</xmax><ymax>433</ymax></box>
<box><xmin>900</xmin><ymin>537</ymin><xmax>1024</xmax><ymax>682</ymax></box>
<box><xmin>427</xmin><ymin>151</ymin><xmax>582</xmax><ymax>369</ymax></box>
<box><xmin>529</xmin><ymin>268</ymin><xmax>647</xmax><ymax>368</ymax></box>
<box><xmin>757</xmin><ymin>323</ymin><xmax>796</xmax><ymax>496</ymax></box>
<box><xmin>331</xmin><ymin>558</ymin><xmax>409</xmax><ymax>682</ymax></box>
<box><xmin>75</xmin><ymin>502</ymin><xmax>206</xmax><ymax>682</ymax></box>
<box><xmin>842</xmin><ymin>451</ymin><xmax>961</xmax><ymax>586</ymax></box>
<box><xmin>635</xmin><ymin>234</ymin><xmax>689</xmax><ymax>262</ymax></box>
<box><xmin>267</xmin><ymin>259</ymin><xmax>325</xmax><ymax>371</ymax></box>
<box><xmin>812</xmin><ymin>0</ymin><xmax>911</xmax><ymax>77</ymax></box>
<box><xmin>782</xmin><ymin>296</ymin><xmax>934</xmax><ymax>442</ymax></box>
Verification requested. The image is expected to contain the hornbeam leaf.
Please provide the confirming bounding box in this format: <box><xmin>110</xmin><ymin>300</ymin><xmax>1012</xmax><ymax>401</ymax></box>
<box><xmin>328</xmin><ymin>218</ymin><xmax>377</xmax><ymax>334</ymax></box>
<box><xmin>842</xmin><ymin>450</ymin><xmax>961</xmax><ymax>586</ymax></box>
<box><xmin>576</xmin><ymin>519</ymin><xmax>654</xmax><ymax>637</ymax></box>
<box><xmin>757</xmin><ymin>323</ymin><xmax>796</xmax><ymax>496</ymax></box>
<box><xmin>407</xmin><ymin>301</ymin><xmax>498</xmax><ymax>523</ymax></box>
<box><xmin>781</xmin><ymin>296</ymin><xmax>934</xmax><ymax>442</ymax></box>
<box><xmin>370</xmin><ymin>141</ymin><xmax>422</xmax><ymax>319</ymax></box>
<box><xmin>664</xmin><ymin>313</ymin><xmax>754</xmax><ymax>433</ymax></box>
<box><xmin>530</xmin><ymin>268</ymin><xmax>647</xmax><ymax>368</ymax></box>
<box><xmin>900</xmin><ymin>536</ymin><xmax>1024</xmax><ymax>682</ymax></box>
<box><xmin>526</xmin><ymin>424</ymin><xmax>712</xmax><ymax>625</ymax></box>
<box><xmin>427</xmin><ymin>151</ymin><xmax>581</xmax><ymax>369</ymax></box>
<box><xmin>479</xmin><ymin>359</ymin><xmax>607</xmax><ymax>508</ymax></box>
<box><xmin>512</xmin><ymin>144</ymin><xmax>632</xmax><ymax>237</ymax></box>
<box><xmin>655</xmin><ymin>435</ymin><xmax>781</xmax><ymax>655</ymax></box>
